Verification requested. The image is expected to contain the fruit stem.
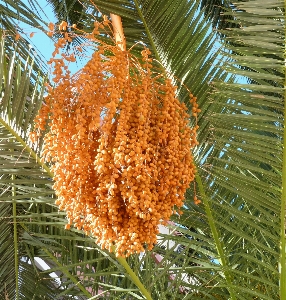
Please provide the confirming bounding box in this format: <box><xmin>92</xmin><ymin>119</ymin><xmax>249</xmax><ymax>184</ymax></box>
<box><xmin>110</xmin><ymin>14</ymin><xmax>126</xmax><ymax>51</ymax></box>
<box><xmin>111</xmin><ymin>246</ymin><xmax>152</xmax><ymax>299</ymax></box>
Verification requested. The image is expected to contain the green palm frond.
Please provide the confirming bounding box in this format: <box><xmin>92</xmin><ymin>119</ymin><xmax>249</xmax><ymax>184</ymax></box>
<box><xmin>0</xmin><ymin>0</ymin><xmax>49</xmax><ymax>68</ymax></box>
<box><xmin>192</xmin><ymin>0</ymin><xmax>283</xmax><ymax>298</ymax></box>
<box><xmin>200</xmin><ymin>0</ymin><xmax>236</xmax><ymax>30</ymax></box>
<box><xmin>0</xmin><ymin>0</ymin><xmax>44</xmax><ymax>29</ymax></box>
<box><xmin>0</xmin><ymin>33</ymin><xmax>53</xmax><ymax>299</ymax></box>
<box><xmin>46</xmin><ymin>0</ymin><xmax>86</xmax><ymax>28</ymax></box>
<box><xmin>18</xmin><ymin>259</ymin><xmax>60</xmax><ymax>300</ymax></box>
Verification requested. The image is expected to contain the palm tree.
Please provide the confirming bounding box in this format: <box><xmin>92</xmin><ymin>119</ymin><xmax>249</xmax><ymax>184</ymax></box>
<box><xmin>0</xmin><ymin>0</ymin><xmax>284</xmax><ymax>299</ymax></box>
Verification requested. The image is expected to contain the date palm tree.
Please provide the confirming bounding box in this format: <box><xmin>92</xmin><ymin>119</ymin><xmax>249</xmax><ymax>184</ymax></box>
<box><xmin>0</xmin><ymin>0</ymin><xmax>284</xmax><ymax>299</ymax></box>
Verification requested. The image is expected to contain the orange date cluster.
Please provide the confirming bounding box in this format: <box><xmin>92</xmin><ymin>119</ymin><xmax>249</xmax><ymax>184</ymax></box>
<box><xmin>31</xmin><ymin>20</ymin><xmax>199</xmax><ymax>257</ymax></box>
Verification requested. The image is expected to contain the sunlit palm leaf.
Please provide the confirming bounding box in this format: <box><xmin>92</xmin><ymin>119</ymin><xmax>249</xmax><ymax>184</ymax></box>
<box><xmin>0</xmin><ymin>0</ymin><xmax>49</xmax><ymax>73</ymax></box>
<box><xmin>193</xmin><ymin>0</ymin><xmax>283</xmax><ymax>298</ymax></box>
<box><xmin>0</xmin><ymin>34</ymin><xmax>58</xmax><ymax>299</ymax></box>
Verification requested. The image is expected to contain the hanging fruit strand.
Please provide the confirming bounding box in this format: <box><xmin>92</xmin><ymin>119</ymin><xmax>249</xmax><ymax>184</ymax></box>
<box><xmin>30</xmin><ymin>15</ymin><xmax>199</xmax><ymax>257</ymax></box>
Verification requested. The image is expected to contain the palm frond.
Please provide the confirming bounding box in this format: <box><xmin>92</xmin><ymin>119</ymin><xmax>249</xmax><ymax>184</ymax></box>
<box><xmin>0</xmin><ymin>0</ymin><xmax>49</xmax><ymax>69</ymax></box>
<box><xmin>192</xmin><ymin>0</ymin><xmax>283</xmax><ymax>298</ymax></box>
<box><xmin>0</xmin><ymin>33</ymin><xmax>53</xmax><ymax>299</ymax></box>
